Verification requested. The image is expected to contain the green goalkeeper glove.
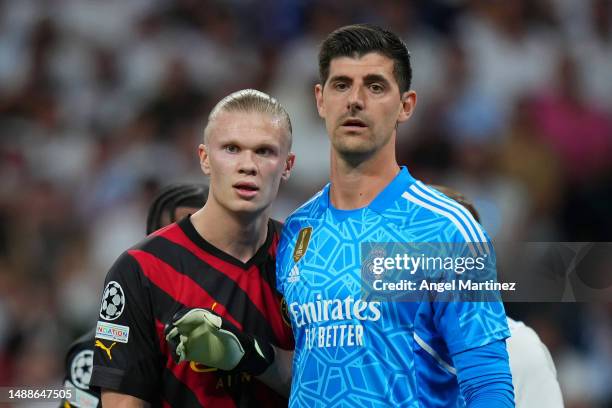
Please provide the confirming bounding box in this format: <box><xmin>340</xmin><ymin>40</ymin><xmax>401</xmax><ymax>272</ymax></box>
<box><xmin>164</xmin><ymin>308</ymin><xmax>275</xmax><ymax>376</ymax></box>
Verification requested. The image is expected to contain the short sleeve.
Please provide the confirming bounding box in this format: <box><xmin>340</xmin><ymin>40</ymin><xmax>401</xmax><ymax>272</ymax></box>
<box><xmin>89</xmin><ymin>252</ymin><xmax>161</xmax><ymax>403</ymax></box>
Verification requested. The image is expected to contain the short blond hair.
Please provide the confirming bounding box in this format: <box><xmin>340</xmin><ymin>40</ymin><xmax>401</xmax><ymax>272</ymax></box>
<box><xmin>203</xmin><ymin>89</ymin><xmax>292</xmax><ymax>149</ymax></box>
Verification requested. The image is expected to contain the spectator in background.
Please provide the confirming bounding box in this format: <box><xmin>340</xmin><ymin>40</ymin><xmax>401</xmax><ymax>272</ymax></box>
<box><xmin>530</xmin><ymin>52</ymin><xmax>612</xmax><ymax>184</ymax></box>
<box><xmin>497</xmin><ymin>96</ymin><xmax>562</xmax><ymax>239</ymax></box>
<box><xmin>569</xmin><ymin>0</ymin><xmax>612</xmax><ymax>112</ymax></box>
<box><xmin>456</xmin><ymin>0</ymin><xmax>561</xmax><ymax>120</ymax></box>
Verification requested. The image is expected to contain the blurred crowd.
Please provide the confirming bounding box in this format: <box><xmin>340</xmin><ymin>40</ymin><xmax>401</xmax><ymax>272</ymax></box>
<box><xmin>0</xmin><ymin>0</ymin><xmax>611</xmax><ymax>406</ymax></box>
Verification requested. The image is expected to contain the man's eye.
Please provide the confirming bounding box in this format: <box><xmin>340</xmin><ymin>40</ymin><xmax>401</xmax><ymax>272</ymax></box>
<box><xmin>224</xmin><ymin>145</ymin><xmax>239</xmax><ymax>153</ymax></box>
<box><xmin>334</xmin><ymin>82</ymin><xmax>348</xmax><ymax>91</ymax></box>
<box><xmin>370</xmin><ymin>83</ymin><xmax>384</xmax><ymax>93</ymax></box>
<box><xmin>256</xmin><ymin>148</ymin><xmax>274</xmax><ymax>156</ymax></box>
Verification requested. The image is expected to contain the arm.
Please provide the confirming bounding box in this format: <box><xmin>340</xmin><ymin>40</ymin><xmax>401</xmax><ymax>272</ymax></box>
<box><xmin>506</xmin><ymin>320</ymin><xmax>563</xmax><ymax>407</ymax></box>
<box><xmin>431</xmin><ymin>229</ymin><xmax>514</xmax><ymax>406</ymax></box>
<box><xmin>61</xmin><ymin>329</ymin><xmax>101</xmax><ymax>407</ymax></box>
<box><xmin>90</xmin><ymin>253</ymin><xmax>161</xmax><ymax>404</ymax></box>
<box><xmin>453</xmin><ymin>339</ymin><xmax>515</xmax><ymax>408</ymax></box>
<box><xmin>257</xmin><ymin>346</ymin><xmax>293</xmax><ymax>397</ymax></box>
<box><xmin>101</xmin><ymin>390</ymin><xmax>150</xmax><ymax>408</ymax></box>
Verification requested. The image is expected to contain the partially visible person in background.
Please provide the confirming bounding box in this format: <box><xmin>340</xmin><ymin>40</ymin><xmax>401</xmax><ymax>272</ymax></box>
<box><xmin>62</xmin><ymin>183</ymin><xmax>208</xmax><ymax>408</ymax></box>
<box><xmin>432</xmin><ymin>185</ymin><xmax>564</xmax><ymax>408</ymax></box>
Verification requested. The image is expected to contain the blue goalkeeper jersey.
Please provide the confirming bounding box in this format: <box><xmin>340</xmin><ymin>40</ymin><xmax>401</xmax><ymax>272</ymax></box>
<box><xmin>276</xmin><ymin>167</ymin><xmax>511</xmax><ymax>408</ymax></box>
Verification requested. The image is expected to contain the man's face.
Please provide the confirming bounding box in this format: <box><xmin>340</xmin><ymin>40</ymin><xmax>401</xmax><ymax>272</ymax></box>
<box><xmin>315</xmin><ymin>52</ymin><xmax>415</xmax><ymax>160</ymax></box>
<box><xmin>199</xmin><ymin>111</ymin><xmax>294</xmax><ymax>216</ymax></box>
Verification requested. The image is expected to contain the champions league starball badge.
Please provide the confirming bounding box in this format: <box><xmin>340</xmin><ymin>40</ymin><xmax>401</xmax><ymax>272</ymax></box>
<box><xmin>99</xmin><ymin>280</ymin><xmax>125</xmax><ymax>321</ymax></box>
<box><xmin>71</xmin><ymin>349</ymin><xmax>94</xmax><ymax>389</ymax></box>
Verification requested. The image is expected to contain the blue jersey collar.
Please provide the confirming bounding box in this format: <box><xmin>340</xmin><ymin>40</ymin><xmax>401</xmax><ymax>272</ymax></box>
<box><xmin>320</xmin><ymin>166</ymin><xmax>416</xmax><ymax>217</ymax></box>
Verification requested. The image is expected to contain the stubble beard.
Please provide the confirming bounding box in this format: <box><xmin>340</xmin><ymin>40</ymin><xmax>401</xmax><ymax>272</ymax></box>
<box><xmin>331</xmin><ymin>128</ymin><xmax>392</xmax><ymax>167</ymax></box>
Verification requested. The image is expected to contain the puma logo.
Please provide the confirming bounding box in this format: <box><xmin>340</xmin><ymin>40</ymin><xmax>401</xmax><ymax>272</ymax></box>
<box><xmin>95</xmin><ymin>340</ymin><xmax>117</xmax><ymax>360</ymax></box>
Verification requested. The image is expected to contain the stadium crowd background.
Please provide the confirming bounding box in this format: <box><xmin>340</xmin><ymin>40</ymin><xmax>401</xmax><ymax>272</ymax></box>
<box><xmin>0</xmin><ymin>0</ymin><xmax>610</xmax><ymax>406</ymax></box>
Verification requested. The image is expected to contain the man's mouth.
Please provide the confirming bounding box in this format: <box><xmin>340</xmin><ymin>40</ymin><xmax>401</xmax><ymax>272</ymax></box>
<box><xmin>233</xmin><ymin>182</ymin><xmax>259</xmax><ymax>198</ymax></box>
<box><xmin>341</xmin><ymin>118</ymin><xmax>368</xmax><ymax>128</ymax></box>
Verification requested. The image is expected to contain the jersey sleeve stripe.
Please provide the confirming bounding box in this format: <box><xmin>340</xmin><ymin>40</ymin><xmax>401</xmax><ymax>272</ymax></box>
<box><xmin>407</xmin><ymin>183</ymin><xmax>490</xmax><ymax>256</ymax></box>
<box><xmin>401</xmin><ymin>191</ymin><xmax>479</xmax><ymax>257</ymax></box>
<box><xmin>414</xmin><ymin>182</ymin><xmax>487</xmax><ymax>243</ymax></box>
<box><xmin>410</xmin><ymin>183</ymin><xmax>485</xmax><ymax>244</ymax></box>
<box><xmin>413</xmin><ymin>333</ymin><xmax>457</xmax><ymax>376</ymax></box>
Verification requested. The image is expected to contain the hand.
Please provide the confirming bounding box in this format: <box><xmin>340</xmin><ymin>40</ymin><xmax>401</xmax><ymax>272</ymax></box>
<box><xmin>164</xmin><ymin>308</ymin><xmax>274</xmax><ymax>375</ymax></box>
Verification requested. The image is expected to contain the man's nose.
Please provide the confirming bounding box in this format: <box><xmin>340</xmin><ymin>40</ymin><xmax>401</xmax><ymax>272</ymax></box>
<box><xmin>347</xmin><ymin>86</ymin><xmax>365</xmax><ymax>112</ymax></box>
<box><xmin>238</xmin><ymin>151</ymin><xmax>257</xmax><ymax>175</ymax></box>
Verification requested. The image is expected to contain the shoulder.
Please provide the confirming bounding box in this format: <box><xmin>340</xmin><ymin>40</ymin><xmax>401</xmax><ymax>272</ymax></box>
<box><xmin>123</xmin><ymin>222</ymin><xmax>189</xmax><ymax>265</ymax></box>
<box><xmin>269</xmin><ymin>218</ymin><xmax>284</xmax><ymax>236</ymax></box>
<box><xmin>106</xmin><ymin>249</ymin><xmax>143</xmax><ymax>278</ymax></box>
<box><xmin>66</xmin><ymin>328</ymin><xmax>96</xmax><ymax>367</ymax></box>
<box><xmin>140</xmin><ymin>221</ymin><xmax>185</xmax><ymax>248</ymax></box>
<box><xmin>64</xmin><ymin>329</ymin><xmax>101</xmax><ymax>403</ymax></box>
<box><xmin>507</xmin><ymin>318</ymin><xmax>557</xmax><ymax>375</ymax></box>
<box><xmin>285</xmin><ymin>186</ymin><xmax>328</xmax><ymax>224</ymax></box>
<box><xmin>400</xmin><ymin>181</ymin><xmax>488</xmax><ymax>244</ymax></box>
<box><xmin>506</xmin><ymin>318</ymin><xmax>563</xmax><ymax>405</ymax></box>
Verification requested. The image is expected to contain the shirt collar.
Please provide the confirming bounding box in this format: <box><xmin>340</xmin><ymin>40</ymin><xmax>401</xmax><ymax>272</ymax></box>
<box><xmin>319</xmin><ymin>166</ymin><xmax>416</xmax><ymax>217</ymax></box>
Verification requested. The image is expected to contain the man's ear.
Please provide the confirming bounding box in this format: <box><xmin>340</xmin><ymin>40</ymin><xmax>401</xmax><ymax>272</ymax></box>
<box><xmin>314</xmin><ymin>84</ymin><xmax>325</xmax><ymax>118</ymax></box>
<box><xmin>282</xmin><ymin>153</ymin><xmax>296</xmax><ymax>181</ymax></box>
<box><xmin>397</xmin><ymin>90</ymin><xmax>417</xmax><ymax>123</ymax></box>
<box><xmin>198</xmin><ymin>144</ymin><xmax>211</xmax><ymax>176</ymax></box>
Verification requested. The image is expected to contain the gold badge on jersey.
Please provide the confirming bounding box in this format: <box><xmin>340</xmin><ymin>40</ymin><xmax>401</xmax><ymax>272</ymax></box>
<box><xmin>292</xmin><ymin>227</ymin><xmax>312</xmax><ymax>263</ymax></box>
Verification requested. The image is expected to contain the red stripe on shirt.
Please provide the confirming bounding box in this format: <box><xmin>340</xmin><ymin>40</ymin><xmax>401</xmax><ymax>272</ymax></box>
<box><xmin>129</xmin><ymin>249</ymin><xmax>242</xmax><ymax>331</ymax></box>
<box><xmin>268</xmin><ymin>232</ymin><xmax>279</xmax><ymax>257</ymax></box>
<box><xmin>159</xmin><ymin>226</ymin><xmax>286</xmax><ymax>341</ymax></box>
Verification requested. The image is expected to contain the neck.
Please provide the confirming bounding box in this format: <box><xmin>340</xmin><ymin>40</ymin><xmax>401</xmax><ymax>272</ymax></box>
<box><xmin>329</xmin><ymin>141</ymin><xmax>400</xmax><ymax>210</ymax></box>
<box><xmin>190</xmin><ymin>202</ymin><xmax>268</xmax><ymax>263</ymax></box>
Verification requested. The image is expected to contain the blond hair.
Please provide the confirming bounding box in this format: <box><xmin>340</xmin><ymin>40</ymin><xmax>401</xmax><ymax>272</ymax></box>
<box><xmin>203</xmin><ymin>89</ymin><xmax>292</xmax><ymax>149</ymax></box>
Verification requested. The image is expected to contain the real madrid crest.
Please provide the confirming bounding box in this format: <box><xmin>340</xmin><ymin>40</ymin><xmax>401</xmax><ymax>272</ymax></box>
<box><xmin>292</xmin><ymin>226</ymin><xmax>312</xmax><ymax>263</ymax></box>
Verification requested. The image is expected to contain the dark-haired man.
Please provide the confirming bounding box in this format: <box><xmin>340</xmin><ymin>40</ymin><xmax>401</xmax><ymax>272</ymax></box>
<box><xmin>274</xmin><ymin>24</ymin><xmax>514</xmax><ymax>407</ymax></box>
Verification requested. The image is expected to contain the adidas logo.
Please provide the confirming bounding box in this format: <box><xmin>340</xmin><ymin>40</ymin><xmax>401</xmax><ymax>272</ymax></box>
<box><xmin>288</xmin><ymin>265</ymin><xmax>300</xmax><ymax>283</ymax></box>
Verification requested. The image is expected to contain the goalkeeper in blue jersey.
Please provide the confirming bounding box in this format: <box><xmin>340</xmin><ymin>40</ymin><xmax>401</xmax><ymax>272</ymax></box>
<box><xmin>166</xmin><ymin>24</ymin><xmax>515</xmax><ymax>407</ymax></box>
<box><xmin>273</xmin><ymin>24</ymin><xmax>515</xmax><ymax>407</ymax></box>
<box><xmin>276</xmin><ymin>25</ymin><xmax>514</xmax><ymax>408</ymax></box>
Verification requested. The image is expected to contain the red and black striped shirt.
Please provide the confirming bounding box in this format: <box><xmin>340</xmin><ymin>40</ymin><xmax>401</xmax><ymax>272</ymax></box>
<box><xmin>90</xmin><ymin>216</ymin><xmax>294</xmax><ymax>407</ymax></box>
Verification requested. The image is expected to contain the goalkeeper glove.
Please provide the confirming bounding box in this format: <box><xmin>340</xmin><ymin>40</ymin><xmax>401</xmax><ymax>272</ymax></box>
<box><xmin>164</xmin><ymin>308</ymin><xmax>274</xmax><ymax>376</ymax></box>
